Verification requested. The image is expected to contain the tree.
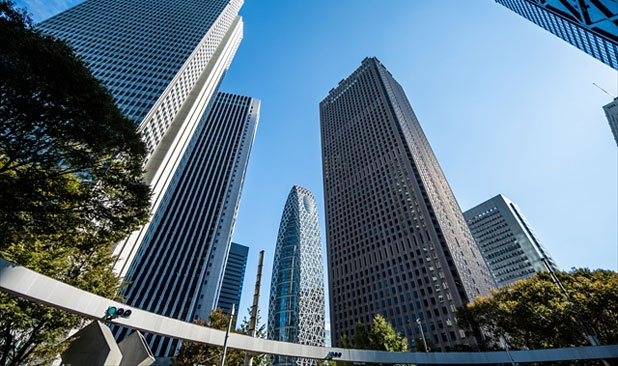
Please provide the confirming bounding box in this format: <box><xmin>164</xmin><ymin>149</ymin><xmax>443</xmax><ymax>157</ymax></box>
<box><xmin>173</xmin><ymin>308</ymin><xmax>245</xmax><ymax>366</ymax></box>
<box><xmin>368</xmin><ymin>316</ymin><xmax>409</xmax><ymax>353</ymax></box>
<box><xmin>0</xmin><ymin>1</ymin><xmax>150</xmax><ymax>365</ymax></box>
<box><xmin>238</xmin><ymin>308</ymin><xmax>271</xmax><ymax>366</ymax></box>
<box><xmin>341</xmin><ymin>315</ymin><xmax>408</xmax><ymax>352</ymax></box>
<box><xmin>412</xmin><ymin>337</ymin><xmax>437</xmax><ymax>353</ymax></box>
<box><xmin>457</xmin><ymin>269</ymin><xmax>618</xmax><ymax>351</ymax></box>
<box><xmin>174</xmin><ymin>307</ymin><xmax>273</xmax><ymax>366</ymax></box>
<box><xmin>340</xmin><ymin>315</ymin><xmax>410</xmax><ymax>366</ymax></box>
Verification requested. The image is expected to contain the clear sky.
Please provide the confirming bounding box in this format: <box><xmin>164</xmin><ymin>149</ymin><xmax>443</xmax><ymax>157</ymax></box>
<box><xmin>18</xmin><ymin>0</ymin><xmax>618</xmax><ymax>337</ymax></box>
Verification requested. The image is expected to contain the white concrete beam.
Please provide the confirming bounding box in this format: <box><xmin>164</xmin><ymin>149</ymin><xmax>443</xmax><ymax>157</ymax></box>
<box><xmin>0</xmin><ymin>258</ymin><xmax>616</xmax><ymax>364</ymax></box>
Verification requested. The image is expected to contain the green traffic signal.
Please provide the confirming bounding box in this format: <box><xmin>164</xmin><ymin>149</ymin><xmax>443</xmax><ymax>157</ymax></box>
<box><xmin>104</xmin><ymin>306</ymin><xmax>132</xmax><ymax>319</ymax></box>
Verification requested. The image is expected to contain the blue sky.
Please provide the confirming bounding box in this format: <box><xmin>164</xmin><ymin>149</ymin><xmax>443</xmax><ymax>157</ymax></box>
<box><xmin>18</xmin><ymin>0</ymin><xmax>618</xmax><ymax>336</ymax></box>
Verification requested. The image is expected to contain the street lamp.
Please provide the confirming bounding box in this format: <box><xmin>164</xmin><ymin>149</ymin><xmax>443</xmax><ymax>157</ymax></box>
<box><xmin>220</xmin><ymin>304</ymin><xmax>235</xmax><ymax>366</ymax></box>
<box><xmin>500</xmin><ymin>336</ymin><xmax>517</xmax><ymax>366</ymax></box>
<box><xmin>416</xmin><ymin>318</ymin><xmax>429</xmax><ymax>353</ymax></box>
<box><xmin>533</xmin><ymin>253</ymin><xmax>609</xmax><ymax>366</ymax></box>
<box><xmin>538</xmin><ymin>257</ymin><xmax>601</xmax><ymax>347</ymax></box>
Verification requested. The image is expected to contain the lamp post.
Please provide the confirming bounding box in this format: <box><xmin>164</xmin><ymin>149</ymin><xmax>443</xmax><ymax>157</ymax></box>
<box><xmin>500</xmin><ymin>336</ymin><xmax>517</xmax><ymax>366</ymax></box>
<box><xmin>539</xmin><ymin>258</ymin><xmax>601</xmax><ymax>347</ymax></box>
<box><xmin>534</xmin><ymin>253</ymin><xmax>609</xmax><ymax>366</ymax></box>
<box><xmin>220</xmin><ymin>304</ymin><xmax>235</xmax><ymax>366</ymax></box>
<box><xmin>416</xmin><ymin>318</ymin><xmax>429</xmax><ymax>353</ymax></box>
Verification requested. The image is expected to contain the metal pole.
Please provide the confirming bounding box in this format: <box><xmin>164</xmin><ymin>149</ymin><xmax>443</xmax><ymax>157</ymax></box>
<box><xmin>244</xmin><ymin>250</ymin><xmax>264</xmax><ymax>366</ymax></box>
<box><xmin>500</xmin><ymin>336</ymin><xmax>517</xmax><ymax>366</ymax></box>
<box><xmin>538</xmin><ymin>258</ymin><xmax>610</xmax><ymax>366</ymax></box>
<box><xmin>220</xmin><ymin>304</ymin><xmax>235</xmax><ymax>366</ymax></box>
<box><xmin>416</xmin><ymin>318</ymin><xmax>429</xmax><ymax>352</ymax></box>
<box><xmin>540</xmin><ymin>258</ymin><xmax>601</xmax><ymax>347</ymax></box>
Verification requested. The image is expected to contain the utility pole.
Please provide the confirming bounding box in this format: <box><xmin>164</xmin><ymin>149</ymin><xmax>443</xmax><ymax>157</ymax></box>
<box><xmin>244</xmin><ymin>250</ymin><xmax>264</xmax><ymax>366</ymax></box>
<box><xmin>220</xmin><ymin>304</ymin><xmax>235</xmax><ymax>366</ymax></box>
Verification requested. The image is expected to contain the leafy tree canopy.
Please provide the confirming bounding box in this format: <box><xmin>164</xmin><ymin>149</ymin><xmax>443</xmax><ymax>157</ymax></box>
<box><xmin>340</xmin><ymin>315</ymin><xmax>410</xmax><ymax>366</ymax></box>
<box><xmin>173</xmin><ymin>308</ymin><xmax>271</xmax><ymax>366</ymax></box>
<box><xmin>0</xmin><ymin>0</ymin><xmax>149</xmax><ymax>254</ymax></box>
<box><xmin>0</xmin><ymin>1</ymin><xmax>150</xmax><ymax>365</ymax></box>
<box><xmin>457</xmin><ymin>269</ymin><xmax>618</xmax><ymax>351</ymax></box>
<box><xmin>238</xmin><ymin>308</ymin><xmax>271</xmax><ymax>366</ymax></box>
<box><xmin>412</xmin><ymin>336</ymin><xmax>437</xmax><ymax>353</ymax></box>
<box><xmin>341</xmin><ymin>315</ymin><xmax>408</xmax><ymax>352</ymax></box>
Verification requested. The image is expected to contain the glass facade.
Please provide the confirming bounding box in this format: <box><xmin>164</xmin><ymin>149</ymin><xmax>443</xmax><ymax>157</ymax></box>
<box><xmin>217</xmin><ymin>242</ymin><xmax>249</xmax><ymax>324</ymax></box>
<box><xmin>113</xmin><ymin>93</ymin><xmax>260</xmax><ymax>360</ymax></box>
<box><xmin>38</xmin><ymin>0</ymin><xmax>246</xmax><ymax>281</ymax></box>
<box><xmin>320</xmin><ymin>58</ymin><xmax>495</xmax><ymax>351</ymax></box>
<box><xmin>496</xmin><ymin>0</ymin><xmax>618</xmax><ymax>69</ymax></box>
<box><xmin>268</xmin><ymin>186</ymin><xmax>325</xmax><ymax>366</ymax></box>
<box><xmin>464</xmin><ymin>194</ymin><xmax>559</xmax><ymax>287</ymax></box>
<box><xmin>38</xmin><ymin>0</ymin><xmax>243</xmax><ymax>156</ymax></box>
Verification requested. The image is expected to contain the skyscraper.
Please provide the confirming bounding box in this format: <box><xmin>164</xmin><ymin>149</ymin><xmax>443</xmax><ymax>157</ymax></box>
<box><xmin>268</xmin><ymin>186</ymin><xmax>325</xmax><ymax>366</ymax></box>
<box><xmin>38</xmin><ymin>0</ymin><xmax>245</xmax><ymax>277</ymax></box>
<box><xmin>217</xmin><ymin>242</ymin><xmax>249</xmax><ymax>324</ymax></box>
<box><xmin>602</xmin><ymin>97</ymin><xmax>618</xmax><ymax>146</ymax></box>
<box><xmin>320</xmin><ymin>57</ymin><xmax>495</xmax><ymax>350</ymax></box>
<box><xmin>464</xmin><ymin>194</ymin><xmax>559</xmax><ymax>287</ymax></box>
<box><xmin>495</xmin><ymin>0</ymin><xmax>618</xmax><ymax>69</ymax></box>
<box><xmin>113</xmin><ymin>92</ymin><xmax>260</xmax><ymax>360</ymax></box>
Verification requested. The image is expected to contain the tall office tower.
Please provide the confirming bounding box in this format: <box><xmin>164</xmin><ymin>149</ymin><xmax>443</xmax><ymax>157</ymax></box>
<box><xmin>603</xmin><ymin>97</ymin><xmax>618</xmax><ymax>146</ymax></box>
<box><xmin>268</xmin><ymin>186</ymin><xmax>326</xmax><ymax>366</ymax></box>
<box><xmin>38</xmin><ymin>0</ymin><xmax>245</xmax><ymax>277</ymax></box>
<box><xmin>217</xmin><ymin>242</ymin><xmax>249</xmax><ymax>324</ymax></box>
<box><xmin>320</xmin><ymin>57</ymin><xmax>495</xmax><ymax>351</ymax></box>
<box><xmin>113</xmin><ymin>92</ymin><xmax>260</xmax><ymax>360</ymax></box>
<box><xmin>495</xmin><ymin>0</ymin><xmax>618</xmax><ymax>69</ymax></box>
<box><xmin>464</xmin><ymin>194</ymin><xmax>559</xmax><ymax>287</ymax></box>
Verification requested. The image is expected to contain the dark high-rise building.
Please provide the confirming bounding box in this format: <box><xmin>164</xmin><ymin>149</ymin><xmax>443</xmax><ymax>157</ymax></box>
<box><xmin>113</xmin><ymin>92</ymin><xmax>259</xmax><ymax>361</ymax></box>
<box><xmin>320</xmin><ymin>57</ymin><xmax>495</xmax><ymax>350</ymax></box>
<box><xmin>268</xmin><ymin>186</ymin><xmax>325</xmax><ymax>366</ymax></box>
<box><xmin>495</xmin><ymin>0</ymin><xmax>618</xmax><ymax>69</ymax></box>
<box><xmin>38</xmin><ymin>0</ymin><xmax>246</xmax><ymax>277</ymax></box>
<box><xmin>464</xmin><ymin>194</ymin><xmax>559</xmax><ymax>287</ymax></box>
<box><xmin>217</xmin><ymin>242</ymin><xmax>249</xmax><ymax>324</ymax></box>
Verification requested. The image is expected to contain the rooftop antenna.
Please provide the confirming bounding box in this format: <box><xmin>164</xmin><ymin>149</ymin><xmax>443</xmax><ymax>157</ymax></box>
<box><xmin>593</xmin><ymin>82</ymin><xmax>616</xmax><ymax>98</ymax></box>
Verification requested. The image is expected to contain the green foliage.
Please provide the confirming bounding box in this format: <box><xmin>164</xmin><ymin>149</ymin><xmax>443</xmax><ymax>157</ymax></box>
<box><xmin>173</xmin><ymin>309</ymin><xmax>244</xmax><ymax>366</ymax></box>
<box><xmin>238</xmin><ymin>307</ymin><xmax>267</xmax><ymax>338</ymax></box>
<box><xmin>0</xmin><ymin>0</ymin><xmax>149</xmax><ymax>252</ymax></box>
<box><xmin>413</xmin><ymin>337</ymin><xmax>437</xmax><ymax>352</ymax></box>
<box><xmin>339</xmin><ymin>315</ymin><xmax>410</xmax><ymax>366</ymax></box>
<box><xmin>369</xmin><ymin>316</ymin><xmax>408</xmax><ymax>352</ymax></box>
<box><xmin>0</xmin><ymin>1</ymin><xmax>150</xmax><ymax>365</ymax></box>
<box><xmin>238</xmin><ymin>308</ymin><xmax>271</xmax><ymax>366</ymax></box>
<box><xmin>457</xmin><ymin>269</ymin><xmax>618</xmax><ymax>351</ymax></box>
<box><xmin>341</xmin><ymin>315</ymin><xmax>408</xmax><ymax>352</ymax></box>
<box><xmin>172</xmin><ymin>318</ymin><xmax>214</xmax><ymax>365</ymax></box>
<box><xmin>351</xmin><ymin>322</ymin><xmax>370</xmax><ymax>349</ymax></box>
<box><xmin>174</xmin><ymin>308</ymin><xmax>272</xmax><ymax>366</ymax></box>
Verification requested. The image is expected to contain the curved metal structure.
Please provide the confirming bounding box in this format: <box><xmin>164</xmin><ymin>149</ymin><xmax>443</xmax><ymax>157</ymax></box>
<box><xmin>1</xmin><ymin>258</ymin><xmax>616</xmax><ymax>364</ymax></box>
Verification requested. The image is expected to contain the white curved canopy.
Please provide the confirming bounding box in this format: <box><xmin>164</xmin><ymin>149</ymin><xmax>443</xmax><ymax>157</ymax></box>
<box><xmin>0</xmin><ymin>258</ymin><xmax>616</xmax><ymax>364</ymax></box>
